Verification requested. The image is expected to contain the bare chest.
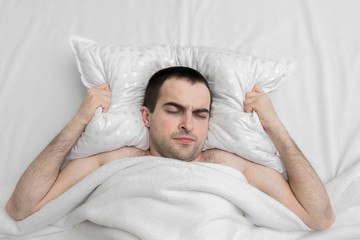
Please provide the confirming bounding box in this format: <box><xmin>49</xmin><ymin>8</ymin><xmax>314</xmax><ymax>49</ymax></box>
<box><xmin>196</xmin><ymin>149</ymin><xmax>247</xmax><ymax>173</ymax></box>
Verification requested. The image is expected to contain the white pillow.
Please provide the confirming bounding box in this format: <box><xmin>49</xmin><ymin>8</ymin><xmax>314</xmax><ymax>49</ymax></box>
<box><xmin>67</xmin><ymin>36</ymin><xmax>294</xmax><ymax>173</ymax></box>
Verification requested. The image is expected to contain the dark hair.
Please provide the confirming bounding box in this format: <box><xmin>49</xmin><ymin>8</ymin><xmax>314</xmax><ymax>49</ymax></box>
<box><xmin>143</xmin><ymin>66</ymin><xmax>212</xmax><ymax>114</ymax></box>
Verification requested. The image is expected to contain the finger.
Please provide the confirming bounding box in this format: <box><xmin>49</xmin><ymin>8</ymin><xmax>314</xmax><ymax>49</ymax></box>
<box><xmin>251</xmin><ymin>85</ymin><xmax>257</xmax><ymax>92</ymax></box>
<box><xmin>244</xmin><ymin>104</ymin><xmax>254</xmax><ymax>114</ymax></box>
<box><xmin>243</xmin><ymin>98</ymin><xmax>257</xmax><ymax>113</ymax></box>
<box><xmin>103</xmin><ymin>82</ymin><xmax>111</xmax><ymax>92</ymax></box>
<box><xmin>99</xmin><ymin>95</ymin><xmax>112</xmax><ymax>113</ymax></box>
<box><xmin>245</xmin><ymin>91</ymin><xmax>259</xmax><ymax>99</ymax></box>
<box><xmin>101</xmin><ymin>102</ymin><xmax>110</xmax><ymax>113</ymax></box>
<box><xmin>96</xmin><ymin>83</ymin><xmax>111</xmax><ymax>91</ymax></box>
<box><xmin>98</xmin><ymin>88</ymin><xmax>112</xmax><ymax>98</ymax></box>
<box><xmin>86</xmin><ymin>90</ymin><xmax>111</xmax><ymax>112</ymax></box>
<box><xmin>102</xmin><ymin>105</ymin><xmax>109</xmax><ymax>113</ymax></box>
<box><xmin>252</xmin><ymin>84</ymin><xmax>265</xmax><ymax>94</ymax></box>
<box><xmin>91</xmin><ymin>87</ymin><xmax>112</xmax><ymax>99</ymax></box>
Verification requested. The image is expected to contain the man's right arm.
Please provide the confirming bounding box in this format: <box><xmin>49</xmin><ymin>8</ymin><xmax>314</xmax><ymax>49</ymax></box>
<box><xmin>6</xmin><ymin>83</ymin><xmax>112</xmax><ymax>220</ymax></box>
<box><xmin>27</xmin><ymin>146</ymin><xmax>149</xmax><ymax>218</ymax></box>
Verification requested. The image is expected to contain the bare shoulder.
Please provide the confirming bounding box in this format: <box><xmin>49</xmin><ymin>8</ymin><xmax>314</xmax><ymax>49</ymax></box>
<box><xmin>27</xmin><ymin>147</ymin><xmax>150</xmax><ymax>215</ymax></box>
<box><xmin>100</xmin><ymin>146</ymin><xmax>150</xmax><ymax>166</ymax></box>
<box><xmin>199</xmin><ymin>149</ymin><xmax>248</xmax><ymax>173</ymax></box>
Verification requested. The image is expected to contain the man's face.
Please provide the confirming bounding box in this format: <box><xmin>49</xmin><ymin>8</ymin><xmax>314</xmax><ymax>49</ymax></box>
<box><xmin>142</xmin><ymin>77</ymin><xmax>211</xmax><ymax>162</ymax></box>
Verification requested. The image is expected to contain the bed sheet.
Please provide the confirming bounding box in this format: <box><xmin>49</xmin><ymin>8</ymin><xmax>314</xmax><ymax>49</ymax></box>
<box><xmin>0</xmin><ymin>0</ymin><xmax>360</xmax><ymax>237</ymax></box>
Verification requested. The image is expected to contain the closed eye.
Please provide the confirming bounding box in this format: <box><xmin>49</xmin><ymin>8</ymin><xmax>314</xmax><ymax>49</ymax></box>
<box><xmin>193</xmin><ymin>109</ymin><xmax>209</xmax><ymax>119</ymax></box>
<box><xmin>162</xmin><ymin>102</ymin><xmax>209</xmax><ymax>119</ymax></box>
<box><xmin>193</xmin><ymin>112</ymin><xmax>206</xmax><ymax>119</ymax></box>
<box><xmin>166</xmin><ymin>110</ymin><xmax>180</xmax><ymax>114</ymax></box>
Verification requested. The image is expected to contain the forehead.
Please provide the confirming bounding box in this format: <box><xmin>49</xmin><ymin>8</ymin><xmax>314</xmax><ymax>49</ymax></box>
<box><xmin>157</xmin><ymin>77</ymin><xmax>211</xmax><ymax>110</ymax></box>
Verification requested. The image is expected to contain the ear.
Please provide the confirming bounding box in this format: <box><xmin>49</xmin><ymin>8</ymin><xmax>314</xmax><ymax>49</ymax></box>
<box><xmin>141</xmin><ymin>106</ymin><xmax>151</xmax><ymax>128</ymax></box>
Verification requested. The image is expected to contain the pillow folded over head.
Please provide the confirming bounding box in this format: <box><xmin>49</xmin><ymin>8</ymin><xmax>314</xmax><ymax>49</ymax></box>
<box><xmin>67</xmin><ymin>36</ymin><xmax>294</xmax><ymax>173</ymax></box>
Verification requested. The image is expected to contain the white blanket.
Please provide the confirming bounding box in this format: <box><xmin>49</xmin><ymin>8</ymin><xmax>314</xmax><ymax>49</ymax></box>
<box><xmin>1</xmin><ymin>156</ymin><xmax>360</xmax><ymax>240</ymax></box>
<box><xmin>1</xmin><ymin>1</ymin><xmax>360</xmax><ymax>239</ymax></box>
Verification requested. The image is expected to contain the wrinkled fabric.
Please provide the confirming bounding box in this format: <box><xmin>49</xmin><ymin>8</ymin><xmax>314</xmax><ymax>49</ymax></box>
<box><xmin>67</xmin><ymin>37</ymin><xmax>293</xmax><ymax>172</ymax></box>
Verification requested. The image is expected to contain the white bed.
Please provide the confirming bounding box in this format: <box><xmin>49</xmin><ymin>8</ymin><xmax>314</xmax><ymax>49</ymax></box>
<box><xmin>1</xmin><ymin>0</ymin><xmax>360</xmax><ymax>239</ymax></box>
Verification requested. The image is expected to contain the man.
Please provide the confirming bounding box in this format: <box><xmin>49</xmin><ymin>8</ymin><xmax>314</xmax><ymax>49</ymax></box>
<box><xmin>6</xmin><ymin>66</ymin><xmax>335</xmax><ymax>230</ymax></box>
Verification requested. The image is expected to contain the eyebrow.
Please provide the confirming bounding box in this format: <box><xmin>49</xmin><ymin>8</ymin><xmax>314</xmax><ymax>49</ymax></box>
<box><xmin>162</xmin><ymin>102</ymin><xmax>210</xmax><ymax>114</ymax></box>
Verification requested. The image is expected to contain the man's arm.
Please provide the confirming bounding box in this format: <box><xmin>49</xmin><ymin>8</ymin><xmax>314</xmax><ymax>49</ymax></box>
<box><xmin>6</xmin><ymin>83</ymin><xmax>112</xmax><ymax>220</ymax></box>
<box><xmin>243</xmin><ymin>85</ymin><xmax>335</xmax><ymax>230</ymax></box>
<box><xmin>29</xmin><ymin>146</ymin><xmax>149</xmax><ymax>217</ymax></box>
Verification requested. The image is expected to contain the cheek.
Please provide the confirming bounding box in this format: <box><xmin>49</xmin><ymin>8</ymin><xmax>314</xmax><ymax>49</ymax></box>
<box><xmin>195</xmin><ymin>121</ymin><xmax>209</xmax><ymax>138</ymax></box>
<box><xmin>150</xmin><ymin>112</ymin><xmax>175</xmax><ymax>131</ymax></box>
<box><xmin>158</xmin><ymin>116</ymin><xmax>177</xmax><ymax>132</ymax></box>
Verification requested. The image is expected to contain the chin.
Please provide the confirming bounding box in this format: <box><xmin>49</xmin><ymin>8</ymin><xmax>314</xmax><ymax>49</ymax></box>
<box><xmin>175</xmin><ymin>151</ymin><xmax>201</xmax><ymax>162</ymax></box>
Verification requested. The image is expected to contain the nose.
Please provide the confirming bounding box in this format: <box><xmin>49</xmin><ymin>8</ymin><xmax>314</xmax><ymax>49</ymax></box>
<box><xmin>179</xmin><ymin>111</ymin><xmax>194</xmax><ymax>132</ymax></box>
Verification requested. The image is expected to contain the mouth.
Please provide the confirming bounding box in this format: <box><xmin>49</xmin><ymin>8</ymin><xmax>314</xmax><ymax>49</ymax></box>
<box><xmin>174</xmin><ymin>137</ymin><xmax>194</xmax><ymax>144</ymax></box>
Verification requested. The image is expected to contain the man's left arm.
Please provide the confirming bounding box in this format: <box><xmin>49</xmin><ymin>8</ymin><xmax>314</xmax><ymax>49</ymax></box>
<box><xmin>243</xmin><ymin>85</ymin><xmax>335</xmax><ymax>230</ymax></box>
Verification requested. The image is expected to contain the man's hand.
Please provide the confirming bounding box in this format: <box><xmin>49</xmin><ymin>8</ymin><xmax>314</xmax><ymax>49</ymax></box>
<box><xmin>75</xmin><ymin>83</ymin><xmax>112</xmax><ymax>127</ymax></box>
<box><xmin>244</xmin><ymin>84</ymin><xmax>281</xmax><ymax>132</ymax></box>
<box><xmin>6</xmin><ymin>83</ymin><xmax>112</xmax><ymax>220</ymax></box>
<box><xmin>243</xmin><ymin>84</ymin><xmax>335</xmax><ymax>229</ymax></box>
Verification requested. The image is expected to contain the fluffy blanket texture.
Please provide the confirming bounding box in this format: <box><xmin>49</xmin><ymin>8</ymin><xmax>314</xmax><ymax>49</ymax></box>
<box><xmin>1</xmin><ymin>156</ymin><xmax>360</xmax><ymax>240</ymax></box>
